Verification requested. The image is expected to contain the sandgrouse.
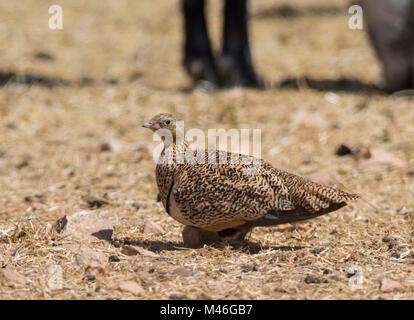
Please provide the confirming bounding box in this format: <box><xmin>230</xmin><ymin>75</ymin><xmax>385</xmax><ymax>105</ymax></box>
<box><xmin>143</xmin><ymin>113</ymin><xmax>359</xmax><ymax>247</ymax></box>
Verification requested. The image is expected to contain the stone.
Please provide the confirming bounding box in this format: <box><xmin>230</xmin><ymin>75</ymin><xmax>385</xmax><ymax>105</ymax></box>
<box><xmin>99</xmin><ymin>140</ymin><xmax>123</xmax><ymax>153</ymax></box>
<box><xmin>291</xmin><ymin>110</ymin><xmax>326</xmax><ymax>129</ymax></box>
<box><xmin>362</xmin><ymin>148</ymin><xmax>406</xmax><ymax>168</ymax></box>
<box><xmin>309</xmin><ymin>169</ymin><xmax>342</xmax><ymax>186</ymax></box>
<box><xmin>0</xmin><ymin>268</ymin><xmax>27</xmax><ymax>285</ymax></box>
<box><xmin>380</xmin><ymin>278</ymin><xmax>403</xmax><ymax>292</ymax></box>
<box><xmin>118</xmin><ymin>280</ymin><xmax>144</xmax><ymax>295</ymax></box>
<box><xmin>304</xmin><ymin>275</ymin><xmax>320</xmax><ymax>284</ymax></box>
<box><xmin>143</xmin><ymin>221</ymin><xmax>165</xmax><ymax>235</ymax></box>
<box><xmin>335</xmin><ymin>144</ymin><xmax>355</xmax><ymax>156</ymax></box>
<box><xmin>73</xmin><ymin>247</ymin><xmax>108</xmax><ymax>268</ymax></box>
<box><xmin>54</xmin><ymin>210</ymin><xmax>113</xmax><ymax>241</ymax></box>
<box><xmin>120</xmin><ymin>245</ymin><xmax>159</xmax><ymax>257</ymax></box>
<box><xmin>172</xmin><ymin>267</ymin><xmax>193</xmax><ymax>277</ymax></box>
<box><xmin>85</xmin><ymin>262</ymin><xmax>106</xmax><ymax>278</ymax></box>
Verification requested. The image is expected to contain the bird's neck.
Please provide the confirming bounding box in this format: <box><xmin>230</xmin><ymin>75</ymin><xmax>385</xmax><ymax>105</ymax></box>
<box><xmin>161</xmin><ymin>139</ymin><xmax>190</xmax><ymax>165</ymax></box>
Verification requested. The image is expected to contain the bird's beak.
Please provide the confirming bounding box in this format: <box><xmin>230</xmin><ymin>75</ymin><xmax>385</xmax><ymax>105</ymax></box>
<box><xmin>142</xmin><ymin>122</ymin><xmax>153</xmax><ymax>129</ymax></box>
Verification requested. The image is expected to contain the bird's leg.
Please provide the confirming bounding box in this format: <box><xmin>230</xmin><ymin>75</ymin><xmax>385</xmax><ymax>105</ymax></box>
<box><xmin>182</xmin><ymin>0</ymin><xmax>220</xmax><ymax>86</ymax></box>
<box><xmin>181</xmin><ymin>225</ymin><xmax>221</xmax><ymax>248</ymax></box>
<box><xmin>218</xmin><ymin>224</ymin><xmax>253</xmax><ymax>242</ymax></box>
<box><xmin>218</xmin><ymin>0</ymin><xmax>264</xmax><ymax>88</ymax></box>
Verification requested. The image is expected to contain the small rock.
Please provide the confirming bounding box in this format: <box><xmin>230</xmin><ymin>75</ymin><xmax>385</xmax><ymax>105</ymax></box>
<box><xmin>82</xmin><ymin>194</ymin><xmax>111</xmax><ymax>208</ymax></box>
<box><xmin>0</xmin><ymin>268</ymin><xmax>27</xmax><ymax>285</ymax></box>
<box><xmin>54</xmin><ymin>210</ymin><xmax>113</xmax><ymax>241</ymax></box>
<box><xmin>118</xmin><ymin>280</ymin><xmax>144</xmax><ymax>295</ymax></box>
<box><xmin>181</xmin><ymin>226</ymin><xmax>221</xmax><ymax>248</ymax></box>
<box><xmin>273</xmin><ymin>223</ymin><xmax>296</xmax><ymax>232</ymax></box>
<box><xmin>309</xmin><ymin>169</ymin><xmax>341</xmax><ymax>186</ymax></box>
<box><xmin>295</xmin><ymin>249</ymin><xmax>310</xmax><ymax>259</ymax></box>
<box><xmin>120</xmin><ymin>245</ymin><xmax>159</xmax><ymax>257</ymax></box>
<box><xmin>99</xmin><ymin>142</ymin><xmax>111</xmax><ymax>152</ymax></box>
<box><xmin>108</xmin><ymin>255</ymin><xmax>120</xmax><ymax>262</ymax></box>
<box><xmin>274</xmin><ymin>222</ymin><xmax>312</xmax><ymax>232</ymax></box>
<box><xmin>99</xmin><ymin>140</ymin><xmax>122</xmax><ymax>153</ymax></box>
<box><xmin>291</xmin><ymin>110</ymin><xmax>326</xmax><ymax>129</ymax></box>
<box><xmin>73</xmin><ymin>247</ymin><xmax>108</xmax><ymax>268</ymax></box>
<box><xmin>135</xmin><ymin>246</ymin><xmax>160</xmax><ymax>257</ymax></box>
<box><xmin>364</xmin><ymin>148</ymin><xmax>406</xmax><ymax>168</ymax></box>
<box><xmin>172</xmin><ymin>267</ymin><xmax>193</xmax><ymax>277</ymax></box>
<box><xmin>380</xmin><ymin>278</ymin><xmax>403</xmax><ymax>292</ymax></box>
<box><xmin>241</xmin><ymin>264</ymin><xmax>258</xmax><ymax>272</ymax></box>
<box><xmin>335</xmin><ymin>144</ymin><xmax>354</xmax><ymax>156</ymax></box>
<box><xmin>143</xmin><ymin>221</ymin><xmax>165</xmax><ymax>235</ymax></box>
<box><xmin>388</xmin><ymin>241</ymin><xmax>397</xmax><ymax>250</ymax></box>
<box><xmin>311</xmin><ymin>247</ymin><xmax>325</xmax><ymax>254</ymax></box>
<box><xmin>382</xmin><ymin>236</ymin><xmax>392</xmax><ymax>243</ymax></box>
<box><xmin>33</xmin><ymin>51</ymin><xmax>54</xmax><ymax>61</ymax></box>
<box><xmin>120</xmin><ymin>245</ymin><xmax>139</xmax><ymax>256</ymax></box>
<box><xmin>324</xmin><ymin>92</ymin><xmax>340</xmax><ymax>104</ymax></box>
<box><xmin>323</xmin><ymin>269</ymin><xmax>332</xmax><ymax>275</ymax></box>
<box><xmin>85</xmin><ymin>262</ymin><xmax>105</xmax><ymax>278</ymax></box>
<box><xmin>131</xmin><ymin>202</ymin><xmax>147</xmax><ymax>210</ymax></box>
<box><xmin>84</xmin><ymin>275</ymin><xmax>96</xmax><ymax>281</ymax></box>
<box><xmin>304</xmin><ymin>275</ymin><xmax>320</xmax><ymax>284</ymax></box>
<box><xmin>356</xmin><ymin>148</ymin><xmax>406</xmax><ymax>171</ymax></box>
<box><xmin>16</xmin><ymin>158</ymin><xmax>30</xmax><ymax>169</ymax></box>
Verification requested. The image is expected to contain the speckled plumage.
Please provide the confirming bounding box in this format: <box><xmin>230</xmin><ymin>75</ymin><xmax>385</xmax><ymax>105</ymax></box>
<box><xmin>143</xmin><ymin>114</ymin><xmax>359</xmax><ymax>238</ymax></box>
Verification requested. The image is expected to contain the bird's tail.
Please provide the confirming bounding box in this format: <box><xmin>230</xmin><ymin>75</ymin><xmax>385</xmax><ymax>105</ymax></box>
<box><xmin>282</xmin><ymin>172</ymin><xmax>359</xmax><ymax>214</ymax></box>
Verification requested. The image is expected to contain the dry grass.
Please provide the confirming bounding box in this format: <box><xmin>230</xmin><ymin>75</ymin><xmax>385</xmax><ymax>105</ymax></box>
<box><xmin>0</xmin><ymin>0</ymin><xmax>413</xmax><ymax>299</ymax></box>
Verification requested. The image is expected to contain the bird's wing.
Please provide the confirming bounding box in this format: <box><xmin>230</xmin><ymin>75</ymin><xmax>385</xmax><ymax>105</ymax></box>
<box><xmin>171</xmin><ymin>155</ymin><xmax>295</xmax><ymax>230</ymax></box>
<box><xmin>170</xmin><ymin>149</ymin><xmax>359</xmax><ymax>231</ymax></box>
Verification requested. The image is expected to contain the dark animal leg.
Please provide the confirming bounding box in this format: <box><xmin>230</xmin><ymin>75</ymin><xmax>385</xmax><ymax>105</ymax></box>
<box><xmin>410</xmin><ymin>1</ymin><xmax>414</xmax><ymax>88</ymax></box>
<box><xmin>361</xmin><ymin>0</ymin><xmax>414</xmax><ymax>93</ymax></box>
<box><xmin>218</xmin><ymin>0</ymin><xmax>264</xmax><ymax>88</ymax></box>
<box><xmin>182</xmin><ymin>0</ymin><xmax>220</xmax><ymax>86</ymax></box>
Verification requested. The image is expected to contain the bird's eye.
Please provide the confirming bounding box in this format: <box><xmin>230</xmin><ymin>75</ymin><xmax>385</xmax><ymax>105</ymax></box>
<box><xmin>165</xmin><ymin>120</ymin><xmax>171</xmax><ymax>125</ymax></box>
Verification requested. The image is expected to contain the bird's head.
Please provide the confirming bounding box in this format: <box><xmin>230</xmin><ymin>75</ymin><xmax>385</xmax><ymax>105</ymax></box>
<box><xmin>142</xmin><ymin>113</ymin><xmax>180</xmax><ymax>139</ymax></box>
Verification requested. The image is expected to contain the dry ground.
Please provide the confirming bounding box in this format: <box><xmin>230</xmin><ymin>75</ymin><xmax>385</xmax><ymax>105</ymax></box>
<box><xmin>0</xmin><ymin>0</ymin><xmax>413</xmax><ymax>299</ymax></box>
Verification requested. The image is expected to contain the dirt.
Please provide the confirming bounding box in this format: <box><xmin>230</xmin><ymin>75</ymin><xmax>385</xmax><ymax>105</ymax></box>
<box><xmin>0</xmin><ymin>0</ymin><xmax>413</xmax><ymax>299</ymax></box>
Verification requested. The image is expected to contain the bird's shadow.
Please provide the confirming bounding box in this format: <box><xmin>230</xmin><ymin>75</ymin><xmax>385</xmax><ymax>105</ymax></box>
<box><xmin>275</xmin><ymin>76</ymin><xmax>384</xmax><ymax>94</ymax></box>
<box><xmin>111</xmin><ymin>237</ymin><xmax>306</xmax><ymax>254</ymax></box>
<box><xmin>230</xmin><ymin>240</ymin><xmax>306</xmax><ymax>254</ymax></box>
<box><xmin>0</xmin><ymin>71</ymin><xmax>68</xmax><ymax>88</ymax></box>
<box><xmin>178</xmin><ymin>77</ymin><xmax>385</xmax><ymax>95</ymax></box>
<box><xmin>111</xmin><ymin>237</ymin><xmax>184</xmax><ymax>252</ymax></box>
<box><xmin>253</xmin><ymin>3</ymin><xmax>343</xmax><ymax>20</ymax></box>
